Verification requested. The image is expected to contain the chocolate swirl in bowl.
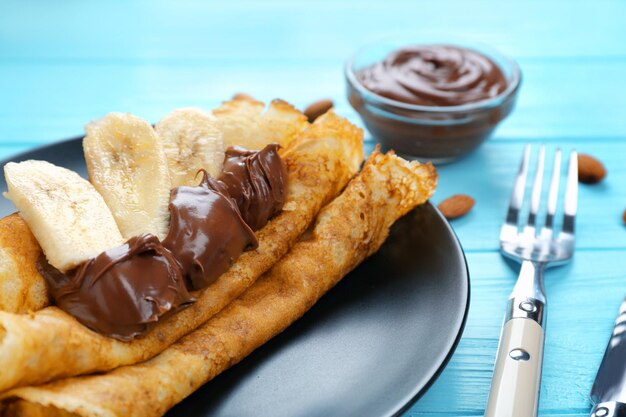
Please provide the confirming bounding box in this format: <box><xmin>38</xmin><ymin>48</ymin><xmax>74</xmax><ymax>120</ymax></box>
<box><xmin>356</xmin><ymin>44</ymin><xmax>507</xmax><ymax>107</ymax></box>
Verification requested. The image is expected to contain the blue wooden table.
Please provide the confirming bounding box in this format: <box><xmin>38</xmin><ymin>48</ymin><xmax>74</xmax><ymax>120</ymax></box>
<box><xmin>1</xmin><ymin>1</ymin><xmax>625</xmax><ymax>415</ymax></box>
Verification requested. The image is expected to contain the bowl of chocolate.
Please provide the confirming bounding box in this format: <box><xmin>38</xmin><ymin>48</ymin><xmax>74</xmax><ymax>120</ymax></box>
<box><xmin>346</xmin><ymin>37</ymin><xmax>521</xmax><ymax>163</ymax></box>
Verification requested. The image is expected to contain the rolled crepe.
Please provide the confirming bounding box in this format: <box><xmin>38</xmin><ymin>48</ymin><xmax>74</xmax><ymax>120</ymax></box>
<box><xmin>213</xmin><ymin>96</ymin><xmax>310</xmax><ymax>150</ymax></box>
<box><xmin>0</xmin><ymin>150</ymin><xmax>437</xmax><ymax>416</ymax></box>
<box><xmin>0</xmin><ymin>214</ymin><xmax>49</xmax><ymax>313</ymax></box>
<box><xmin>0</xmin><ymin>111</ymin><xmax>363</xmax><ymax>393</ymax></box>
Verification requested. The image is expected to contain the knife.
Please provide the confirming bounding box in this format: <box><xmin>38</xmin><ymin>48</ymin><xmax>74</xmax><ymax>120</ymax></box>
<box><xmin>590</xmin><ymin>298</ymin><xmax>626</xmax><ymax>417</ymax></box>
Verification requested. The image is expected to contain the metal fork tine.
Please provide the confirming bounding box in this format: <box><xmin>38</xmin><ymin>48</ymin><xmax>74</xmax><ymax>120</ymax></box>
<box><xmin>505</xmin><ymin>144</ymin><xmax>531</xmax><ymax>227</ymax></box>
<box><xmin>561</xmin><ymin>150</ymin><xmax>578</xmax><ymax>234</ymax></box>
<box><xmin>500</xmin><ymin>145</ymin><xmax>531</xmax><ymax>242</ymax></box>
<box><xmin>526</xmin><ymin>145</ymin><xmax>545</xmax><ymax>234</ymax></box>
<box><xmin>543</xmin><ymin>149</ymin><xmax>561</xmax><ymax>233</ymax></box>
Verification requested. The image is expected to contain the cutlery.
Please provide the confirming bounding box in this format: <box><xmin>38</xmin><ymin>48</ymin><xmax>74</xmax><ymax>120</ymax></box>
<box><xmin>590</xmin><ymin>297</ymin><xmax>626</xmax><ymax>417</ymax></box>
<box><xmin>485</xmin><ymin>145</ymin><xmax>578</xmax><ymax>417</ymax></box>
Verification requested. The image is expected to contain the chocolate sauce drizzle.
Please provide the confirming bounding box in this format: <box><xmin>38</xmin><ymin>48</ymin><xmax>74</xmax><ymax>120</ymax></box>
<box><xmin>38</xmin><ymin>234</ymin><xmax>194</xmax><ymax>341</ymax></box>
<box><xmin>38</xmin><ymin>144</ymin><xmax>288</xmax><ymax>341</ymax></box>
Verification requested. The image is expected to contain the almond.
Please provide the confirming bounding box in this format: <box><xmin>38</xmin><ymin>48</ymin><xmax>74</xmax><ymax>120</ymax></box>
<box><xmin>232</xmin><ymin>92</ymin><xmax>254</xmax><ymax>101</ymax></box>
<box><xmin>623</xmin><ymin>209</ymin><xmax>626</xmax><ymax>225</ymax></box>
<box><xmin>438</xmin><ymin>194</ymin><xmax>475</xmax><ymax>220</ymax></box>
<box><xmin>578</xmin><ymin>153</ymin><xmax>606</xmax><ymax>184</ymax></box>
<box><xmin>304</xmin><ymin>99</ymin><xmax>334</xmax><ymax>123</ymax></box>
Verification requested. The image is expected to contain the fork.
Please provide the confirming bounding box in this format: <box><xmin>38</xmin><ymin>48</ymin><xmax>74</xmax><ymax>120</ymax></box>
<box><xmin>484</xmin><ymin>145</ymin><xmax>578</xmax><ymax>417</ymax></box>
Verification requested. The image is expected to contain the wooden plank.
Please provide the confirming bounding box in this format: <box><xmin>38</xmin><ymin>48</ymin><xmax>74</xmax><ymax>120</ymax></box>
<box><xmin>1</xmin><ymin>1</ymin><xmax>625</xmax><ymax>60</ymax></box>
<box><xmin>406</xmin><ymin>250</ymin><xmax>626</xmax><ymax>416</ymax></box>
<box><xmin>1</xmin><ymin>59</ymin><xmax>626</xmax><ymax>144</ymax></box>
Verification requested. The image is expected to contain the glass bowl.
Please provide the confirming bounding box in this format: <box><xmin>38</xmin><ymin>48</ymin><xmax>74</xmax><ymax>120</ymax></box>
<box><xmin>345</xmin><ymin>36</ymin><xmax>522</xmax><ymax>164</ymax></box>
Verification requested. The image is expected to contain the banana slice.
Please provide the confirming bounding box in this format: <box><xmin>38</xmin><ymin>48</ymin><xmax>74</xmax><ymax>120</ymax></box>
<box><xmin>3</xmin><ymin>160</ymin><xmax>124</xmax><ymax>272</ymax></box>
<box><xmin>155</xmin><ymin>108</ymin><xmax>225</xmax><ymax>186</ymax></box>
<box><xmin>84</xmin><ymin>113</ymin><xmax>171</xmax><ymax>240</ymax></box>
<box><xmin>213</xmin><ymin>96</ymin><xmax>309</xmax><ymax>150</ymax></box>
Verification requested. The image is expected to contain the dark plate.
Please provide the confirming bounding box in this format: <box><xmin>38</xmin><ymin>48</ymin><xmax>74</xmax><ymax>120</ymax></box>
<box><xmin>0</xmin><ymin>138</ymin><xmax>470</xmax><ymax>417</ymax></box>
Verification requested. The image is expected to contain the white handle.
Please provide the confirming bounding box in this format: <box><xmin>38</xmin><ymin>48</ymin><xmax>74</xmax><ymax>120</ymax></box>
<box><xmin>485</xmin><ymin>318</ymin><xmax>544</xmax><ymax>417</ymax></box>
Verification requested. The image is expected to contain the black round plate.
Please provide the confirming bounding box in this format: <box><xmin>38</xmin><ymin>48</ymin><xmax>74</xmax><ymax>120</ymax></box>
<box><xmin>0</xmin><ymin>139</ymin><xmax>470</xmax><ymax>417</ymax></box>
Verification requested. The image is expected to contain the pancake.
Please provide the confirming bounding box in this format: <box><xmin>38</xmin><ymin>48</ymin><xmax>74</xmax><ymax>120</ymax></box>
<box><xmin>0</xmin><ymin>214</ymin><xmax>48</xmax><ymax>313</ymax></box>
<box><xmin>0</xmin><ymin>150</ymin><xmax>436</xmax><ymax>417</ymax></box>
<box><xmin>213</xmin><ymin>96</ymin><xmax>310</xmax><ymax>150</ymax></box>
<box><xmin>0</xmin><ymin>111</ymin><xmax>363</xmax><ymax>393</ymax></box>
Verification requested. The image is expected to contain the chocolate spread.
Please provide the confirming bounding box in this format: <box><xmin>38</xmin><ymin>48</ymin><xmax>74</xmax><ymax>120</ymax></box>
<box><xmin>219</xmin><ymin>144</ymin><xmax>288</xmax><ymax>231</ymax></box>
<box><xmin>163</xmin><ymin>171</ymin><xmax>258</xmax><ymax>291</ymax></box>
<box><xmin>357</xmin><ymin>44</ymin><xmax>507</xmax><ymax>106</ymax></box>
<box><xmin>40</xmin><ymin>144</ymin><xmax>288</xmax><ymax>340</ymax></box>
<box><xmin>38</xmin><ymin>234</ymin><xmax>194</xmax><ymax>341</ymax></box>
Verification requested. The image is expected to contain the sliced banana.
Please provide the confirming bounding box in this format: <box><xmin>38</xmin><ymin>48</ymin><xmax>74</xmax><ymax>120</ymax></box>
<box><xmin>3</xmin><ymin>160</ymin><xmax>124</xmax><ymax>272</ymax></box>
<box><xmin>213</xmin><ymin>96</ymin><xmax>309</xmax><ymax>150</ymax></box>
<box><xmin>84</xmin><ymin>113</ymin><xmax>171</xmax><ymax>240</ymax></box>
<box><xmin>155</xmin><ymin>108</ymin><xmax>225</xmax><ymax>186</ymax></box>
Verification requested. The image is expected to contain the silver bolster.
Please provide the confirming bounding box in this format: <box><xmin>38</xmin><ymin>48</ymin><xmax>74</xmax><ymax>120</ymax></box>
<box><xmin>506</xmin><ymin>296</ymin><xmax>545</xmax><ymax>327</ymax></box>
<box><xmin>505</xmin><ymin>260</ymin><xmax>547</xmax><ymax>328</ymax></box>
<box><xmin>591</xmin><ymin>401</ymin><xmax>626</xmax><ymax>417</ymax></box>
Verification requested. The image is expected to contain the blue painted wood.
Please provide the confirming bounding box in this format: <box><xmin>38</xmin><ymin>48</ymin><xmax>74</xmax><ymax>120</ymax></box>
<box><xmin>1</xmin><ymin>1</ymin><xmax>626</xmax><ymax>60</ymax></box>
<box><xmin>2</xmin><ymin>60</ymin><xmax>626</xmax><ymax>144</ymax></box>
<box><xmin>408</xmin><ymin>250</ymin><xmax>626</xmax><ymax>416</ymax></box>
<box><xmin>0</xmin><ymin>1</ymin><xmax>625</xmax><ymax>416</ymax></box>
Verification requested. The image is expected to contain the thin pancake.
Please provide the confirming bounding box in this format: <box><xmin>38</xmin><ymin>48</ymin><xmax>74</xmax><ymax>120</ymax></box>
<box><xmin>0</xmin><ymin>214</ymin><xmax>48</xmax><ymax>313</ymax></box>
<box><xmin>0</xmin><ymin>111</ymin><xmax>363</xmax><ymax>393</ymax></box>
<box><xmin>213</xmin><ymin>97</ymin><xmax>309</xmax><ymax>150</ymax></box>
<box><xmin>0</xmin><ymin>150</ymin><xmax>437</xmax><ymax>417</ymax></box>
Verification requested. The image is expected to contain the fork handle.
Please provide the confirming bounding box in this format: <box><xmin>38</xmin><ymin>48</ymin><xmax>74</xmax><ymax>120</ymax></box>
<box><xmin>485</xmin><ymin>317</ymin><xmax>545</xmax><ymax>417</ymax></box>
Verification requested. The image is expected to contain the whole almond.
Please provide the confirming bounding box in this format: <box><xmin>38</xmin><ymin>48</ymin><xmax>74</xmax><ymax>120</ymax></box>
<box><xmin>623</xmin><ymin>209</ymin><xmax>626</xmax><ymax>225</ymax></box>
<box><xmin>438</xmin><ymin>194</ymin><xmax>475</xmax><ymax>220</ymax></box>
<box><xmin>578</xmin><ymin>153</ymin><xmax>607</xmax><ymax>184</ymax></box>
<box><xmin>304</xmin><ymin>99</ymin><xmax>334</xmax><ymax>123</ymax></box>
<box><xmin>232</xmin><ymin>92</ymin><xmax>254</xmax><ymax>101</ymax></box>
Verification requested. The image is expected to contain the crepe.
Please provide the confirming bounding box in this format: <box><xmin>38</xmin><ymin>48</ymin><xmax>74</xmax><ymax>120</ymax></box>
<box><xmin>0</xmin><ymin>214</ymin><xmax>49</xmax><ymax>313</ymax></box>
<box><xmin>0</xmin><ymin>150</ymin><xmax>437</xmax><ymax>417</ymax></box>
<box><xmin>213</xmin><ymin>96</ymin><xmax>309</xmax><ymax>150</ymax></box>
<box><xmin>0</xmin><ymin>96</ymin><xmax>305</xmax><ymax>317</ymax></box>
<box><xmin>0</xmin><ymin>111</ymin><xmax>363</xmax><ymax>393</ymax></box>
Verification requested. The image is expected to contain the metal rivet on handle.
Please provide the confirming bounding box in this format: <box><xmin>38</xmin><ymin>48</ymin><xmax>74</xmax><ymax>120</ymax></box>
<box><xmin>519</xmin><ymin>300</ymin><xmax>537</xmax><ymax>313</ymax></box>
<box><xmin>594</xmin><ymin>407</ymin><xmax>609</xmax><ymax>417</ymax></box>
<box><xmin>509</xmin><ymin>348</ymin><xmax>530</xmax><ymax>361</ymax></box>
